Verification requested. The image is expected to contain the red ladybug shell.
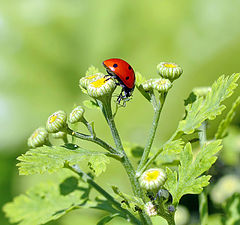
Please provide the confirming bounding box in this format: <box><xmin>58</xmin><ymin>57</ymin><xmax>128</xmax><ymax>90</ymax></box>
<box><xmin>103</xmin><ymin>58</ymin><xmax>135</xmax><ymax>89</ymax></box>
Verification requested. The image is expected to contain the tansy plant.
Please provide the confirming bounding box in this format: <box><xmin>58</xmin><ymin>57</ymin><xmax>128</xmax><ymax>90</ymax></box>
<box><xmin>3</xmin><ymin>61</ymin><xmax>240</xmax><ymax>225</ymax></box>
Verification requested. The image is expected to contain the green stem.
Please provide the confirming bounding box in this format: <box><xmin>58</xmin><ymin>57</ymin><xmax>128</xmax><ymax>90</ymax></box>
<box><xmin>137</xmin><ymin>93</ymin><xmax>167</xmax><ymax>174</ymax></box>
<box><xmin>100</xmin><ymin>97</ymin><xmax>152</xmax><ymax>225</ymax></box>
<box><xmin>66</xmin><ymin>126</ymin><xmax>118</xmax><ymax>154</ymax></box>
<box><xmin>198</xmin><ymin>121</ymin><xmax>208</xmax><ymax>225</ymax></box>
<box><xmin>66</xmin><ymin>163</ymin><xmax>141</xmax><ymax>225</ymax></box>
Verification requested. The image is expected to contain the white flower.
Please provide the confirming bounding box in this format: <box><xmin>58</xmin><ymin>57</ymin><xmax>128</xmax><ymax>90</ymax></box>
<box><xmin>28</xmin><ymin>127</ymin><xmax>48</xmax><ymax>148</ymax></box>
<box><xmin>144</xmin><ymin>202</ymin><xmax>157</xmax><ymax>217</ymax></box>
<box><xmin>139</xmin><ymin>168</ymin><xmax>167</xmax><ymax>191</ymax></box>
<box><xmin>69</xmin><ymin>106</ymin><xmax>85</xmax><ymax>124</ymax></box>
<box><xmin>46</xmin><ymin>110</ymin><xmax>67</xmax><ymax>133</ymax></box>
<box><xmin>157</xmin><ymin>62</ymin><xmax>183</xmax><ymax>81</ymax></box>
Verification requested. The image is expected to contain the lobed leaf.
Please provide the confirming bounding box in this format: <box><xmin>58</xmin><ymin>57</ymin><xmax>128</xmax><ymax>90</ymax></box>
<box><xmin>215</xmin><ymin>96</ymin><xmax>240</xmax><ymax>139</ymax></box>
<box><xmin>165</xmin><ymin>140</ymin><xmax>222</xmax><ymax>204</ymax></box>
<box><xmin>86</xmin><ymin>65</ymin><xmax>100</xmax><ymax>76</ymax></box>
<box><xmin>178</xmin><ymin>73</ymin><xmax>240</xmax><ymax>134</ymax></box>
<box><xmin>17</xmin><ymin>145</ymin><xmax>109</xmax><ymax>176</ymax></box>
<box><xmin>3</xmin><ymin>180</ymin><xmax>87</xmax><ymax>225</ymax></box>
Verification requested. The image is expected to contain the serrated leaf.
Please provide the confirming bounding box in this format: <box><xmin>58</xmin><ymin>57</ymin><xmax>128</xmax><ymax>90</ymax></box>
<box><xmin>155</xmin><ymin>139</ymin><xmax>184</xmax><ymax>165</ymax></box>
<box><xmin>178</xmin><ymin>74</ymin><xmax>240</xmax><ymax>134</ymax></box>
<box><xmin>222</xmin><ymin>193</ymin><xmax>240</xmax><ymax>225</ymax></box>
<box><xmin>83</xmin><ymin>99</ymin><xmax>100</xmax><ymax>109</ymax></box>
<box><xmin>88</xmin><ymin>155</ymin><xmax>110</xmax><ymax>176</ymax></box>
<box><xmin>3</xmin><ymin>180</ymin><xmax>86</xmax><ymax>225</ymax></box>
<box><xmin>112</xmin><ymin>186</ymin><xmax>144</xmax><ymax>211</ymax></box>
<box><xmin>86</xmin><ymin>65</ymin><xmax>100</xmax><ymax>76</ymax></box>
<box><xmin>135</xmin><ymin>72</ymin><xmax>146</xmax><ymax>86</ymax></box>
<box><xmin>17</xmin><ymin>146</ymin><xmax>109</xmax><ymax>176</ymax></box>
<box><xmin>165</xmin><ymin>140</ymin><xmax>222</xmax><ymax>204</ymax></box>
<box><xmin>215</xmin><ymin>96</ymin><xmax>240</xmax><ymax>139</ymax></box>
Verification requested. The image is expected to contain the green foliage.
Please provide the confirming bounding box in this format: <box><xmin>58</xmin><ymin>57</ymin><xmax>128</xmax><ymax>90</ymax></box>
<box><xmin>215</xmin><ymin>96</ymin><xmax>240</xmax><ymax>139</ymax></box>
<box><xmin>112</xmin><ymin>186</ymin><xmax>145</xmax><ymax>211</ymax></box>
<box><xmin>165</xmin><ymin>141</ymin><xmax>222</xmax><ymax>204</ymax></box>
<box><xmin>177</xmin><ymin>74</ymin><xmax>240</xmax><ymax>134</ymax></box>
<box><xmin>135</xmin><ymin>72</ymin><xmax>152</xmax><ymax>102</ymax></box>
<box><xmin>222</xmin><ymin>193</ymin><xmax>240</xmax><ymax>225</ymax></box>
<box><xmin>155</xmin><ymin>139</ymin><xmax>184</xmax><ymax>165</ymax></box>
<box><xmin>3</xmin><ymin>179</ymin><xmax>88</xmax><ymax>225</ymax></box>
<box><xmin>88</xmin><ymin>155</ymin><xmax>110</xmax><ymax>176</ymax></box>
<box><xmin>83</xmin><ymin>99</ymin><xmax>100</xmax><ymax>110</ymax></box>
<box><xmin>17</xmin><ymin>145</ymin><xmax>109</xmax><ymax>176</ymax></box>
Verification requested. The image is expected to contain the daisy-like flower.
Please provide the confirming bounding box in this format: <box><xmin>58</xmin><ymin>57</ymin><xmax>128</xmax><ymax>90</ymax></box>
<box><xmin>79</xmin><ymin>73</ymin><xmax>104</xmax><ymax>90</ymax></box>
<box><xmin>144</xmin><ymin>202</ymin><xmax>157</xmax><ymax>217</ymax></box>
<box><xmin>46</xmin><ymin>110</ymin><xmax>67</xmax><ymax>133</ymax></box>
<box><xmin>87</xmin><ymin>76</ymin><xmax>116</xmax><ymax>99</ymax></box>
<box><xmin>27</xmin><ymin>127</ymin><xmax>49</xmax><ymax>148</ymax></box>
<box><xmin>157</xmin><ymin>62</ymin><xmax>183</xmax><ymax>81</ymax></box>
<box><xmin>139</xmin><ymin>168</ymin><xmax>167</xmax><ymax>191</ymax></box>
<box><xmin>152</xmin><ymin>78</ymin><xmax>172</xmax><ymax>92</ymax></box>
<box><xmin>69</xmin><ymin>106</ymin><xmax>85</xmax><ymax>124</ymax></box>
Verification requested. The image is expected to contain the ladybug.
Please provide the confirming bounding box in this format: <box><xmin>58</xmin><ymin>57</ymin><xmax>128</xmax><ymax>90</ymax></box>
<box><xmin>102</xmin><ymin>58</ymin><xmax>135</xmax><ymax>103</ymax></box>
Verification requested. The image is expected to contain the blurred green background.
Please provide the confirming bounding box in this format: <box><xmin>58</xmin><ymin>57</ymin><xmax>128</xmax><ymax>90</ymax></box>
<box><xmin>1</xmin><ymin>0</ymin><xmax>240</xmax><ymax>224</ymax></box>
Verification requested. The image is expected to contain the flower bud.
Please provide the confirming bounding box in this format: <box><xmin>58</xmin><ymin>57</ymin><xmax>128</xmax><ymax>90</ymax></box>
<box><xmin>52</xmin><ymin>131</ymin><xmax>67</xmax><ymax>139</ymax></box>
<box><xmin>79</xmin><ymin>73</ymin><xmax>104</xmax><ymax>90</ymax></box>
<box><xmin>69</xmin><ymin>106</ymin><xmax>85</xmax><ymax>124</ymax></box>
<box><xmin>157</xmin><ymin>62</ymin><xmax>183</xmax><ymax>81</ymax></box>
<box><xmin>87</xmin><ymin>76</ymin><xmax>116</xmax><ymax>99</ymax></box>
<box><xmin>140</xmin><ymin>79</ymin><xmax>156</xmax><ymax>91</ymax></box>
<box><xmin>27</xmin><ymin>127</ymin><xmax>48</xmax><ymax>148</ymax></box>
<box><xmin>46</xmin><ymin>110</ymin><xmax>67</xmax><ymax>133</ymax></box>
<box><xmin>144</xmin><ymin>202</ymin><xmax>157</xmax><ymax>217</ymax></box>
<box><xmin>152</xmin><ymin>78</ymin><xmax>172</xmax><ymax>92</ymax></box>
<box><xmin>139</xmin><ymin>168</ymin><xmax>167</xmax><ymax>191</ymax></box>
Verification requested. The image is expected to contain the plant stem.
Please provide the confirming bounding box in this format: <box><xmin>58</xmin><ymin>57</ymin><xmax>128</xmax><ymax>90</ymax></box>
<box><xmin>66</xmin><ymin>126</ymin><xmax>118</xmax><ymax>154</ymax></box>
<box><xmin>66</xmin><ymin>163</ymin><xmax>141</xmax><ymax>225</ymax></box>
<box><xmin>137</xmin><ymin>93</ymin><xmax>166</xmax><ymax>174</ymax></box>
<box><xmin>198</xmin><ymin>121</ymin><xmax>208</xmax><ymax>225</ymax></box>
<box><xmin>100</xmin><ymin>97</ymin><xmax>153</xmax><ymax>225</ymax></box>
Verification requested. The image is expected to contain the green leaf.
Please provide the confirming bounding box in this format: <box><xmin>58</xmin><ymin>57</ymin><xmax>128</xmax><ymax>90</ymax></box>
<box><xmin>112</xmin><ymin>186</ymin><xmax>144</xmax><ymax>211</ymax></box>
<box><xmin>215</xmin><ymin>96</ymin><xmax>240</xmax><ymax>139</ymax></box>
<box><xmin>178</xmin><ymin>74</ymin><xmax>240</xmax><ymax>134</ymax></box>
<box><xmin>135</xmin><ymin>72</ymin><xmax>152</xmax><ymax>102</ymax></box>
<box><xmin>83</xmin><ymin>99</ymin><xmax>100</xmax><ymax>110</ymax></box>
<box><xmin>165</xmin><ymin>141</ymin><xmax>222</xmax><ymax>204</ymax></box>
<box><xmin>88</xmin><ymin>155</ymin><xmax>110</xmax><ymax>176</ymax></box>
<box><xmin>222</xmin><ymin>193</ymin><xmax>240</xmax><ymax>225</ymax></box>
<box><xmin>155</xmin><ymin>139</ymin><xmax>184</xmax><ymax>165</ymax></box>
<box><xmin>97</xmin><ymin>214</ymin><xmax>120</xmax><ymax>225</ymax></box>
<box><xmin>17</xmin><ymin>146</ymin><xmax>109</xmax><ymax>176</ymax></box>
<box><xmin>86</xmin><ymin>65</ymin><xmax>100</xmax><ymax>76</ymax></box>
<box><xmin>3</xmin><ymin>180</ymin><xmax>86</xmax><ymax>225</ymax></box>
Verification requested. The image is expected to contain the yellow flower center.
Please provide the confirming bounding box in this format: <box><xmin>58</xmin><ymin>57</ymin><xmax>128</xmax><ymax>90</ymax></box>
<box><xmin>49</xmin><ymin>114</ymin><xmax>58</xmax><ymax>123</ymax></box>
<box><xmin>163</xmin><ymin>63</ymin><xmax>177</xmax><ymax>68</ymax></box>
<box><xmin>86</xmin><ymin>75</ymin><xmax>97</xmax><ymax>80</ymax></box>
<box><xmin>145</xmin><ymin>170</ymin><xmax>160</xmax><ymax>182</ymax></box>
<box><xmin>32</xmin><ymin>131</ymin><xmax>39</xmax><ymax>139</ymax></box>
<box><xmin>91</xmin><ymin>78</ymin><xmax>107</xmax><ymax>88</ymax></box>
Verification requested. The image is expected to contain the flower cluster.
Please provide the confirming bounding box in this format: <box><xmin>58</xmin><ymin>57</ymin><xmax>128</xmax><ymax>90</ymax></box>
<box><xmin>141</xmin><ymin>78</ymin><xmax>172</xmax><ymax>92</ymax></box>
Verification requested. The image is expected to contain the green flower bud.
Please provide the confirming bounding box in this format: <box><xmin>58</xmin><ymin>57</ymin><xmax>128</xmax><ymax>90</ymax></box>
<box><xmin>192</xmin><ymin>86</ymin><xmax>211</xmax><ymax>98</ymax></box>
<box><xmin>140</xmin><ymin>79</ymin><xmax>156</xmax><ymax>91</ymax></box>
<box><xmin>139</xmin><ymin>168</ymin><xmax>167</xmax><ymax>191</ymax></box>
<box><xmin>144</xmin><ymin>202</ymin><xmax>157</xmax><ymax>217</ymax></box>
<box><xmin>46</xmin><ymin>110</ymin><xmax>67</xmax><ymax>133</ymax></box>
<box><xmin>52</xmin><ymin>131</ymin><xmax>67</xmax><ymax>139</ymax></box>
<box><xmin>87</xmin><ymin>76</ymin><xmax>116</xmax><ymax>99</ymax></box>
<box><xmin>157</xmin><ymin>62</ymin><xmax>183</xmax><ymax>81</ymax></box>
<box><xmin>152</xmin><ymin>78</ymin><xmax>172</xmax><ymax>92</ymax></box>
<box><xmin>69</xmin><ymin>106</ymin><xmax>85</xmax><ymax>124</ymax></box>
<box><xmin>28</xmin><ymin>127</ymin><xmax>48</xmax><ymax>148</ymax></box>
<box><xmin>79</xmin><ymin>73</ymin><xmax>104</xmax><ymax>90</ymax></box>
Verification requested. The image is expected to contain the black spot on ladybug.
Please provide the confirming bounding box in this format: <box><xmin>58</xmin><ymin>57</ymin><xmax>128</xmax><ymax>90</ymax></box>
<box><xmin>126</xmin><ymin>76</ymin><xmax>129</xmax><ymax>80</ymax></box>
<box><xmin>128</xmin><ymin>65</ymin><xmax>132</xmax><ymax>70</ymax></box>
<box><xmin>113</xmin><ymin>64</ymin><xmax>118</xmax><ymax>68</ymax></box>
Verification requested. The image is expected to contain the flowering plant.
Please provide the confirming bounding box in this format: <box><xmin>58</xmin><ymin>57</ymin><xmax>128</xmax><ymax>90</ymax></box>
<box><xmin>3</xmin><ymin>62</ymin><xmax>240</xmax><ymax>225</ymax></box>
